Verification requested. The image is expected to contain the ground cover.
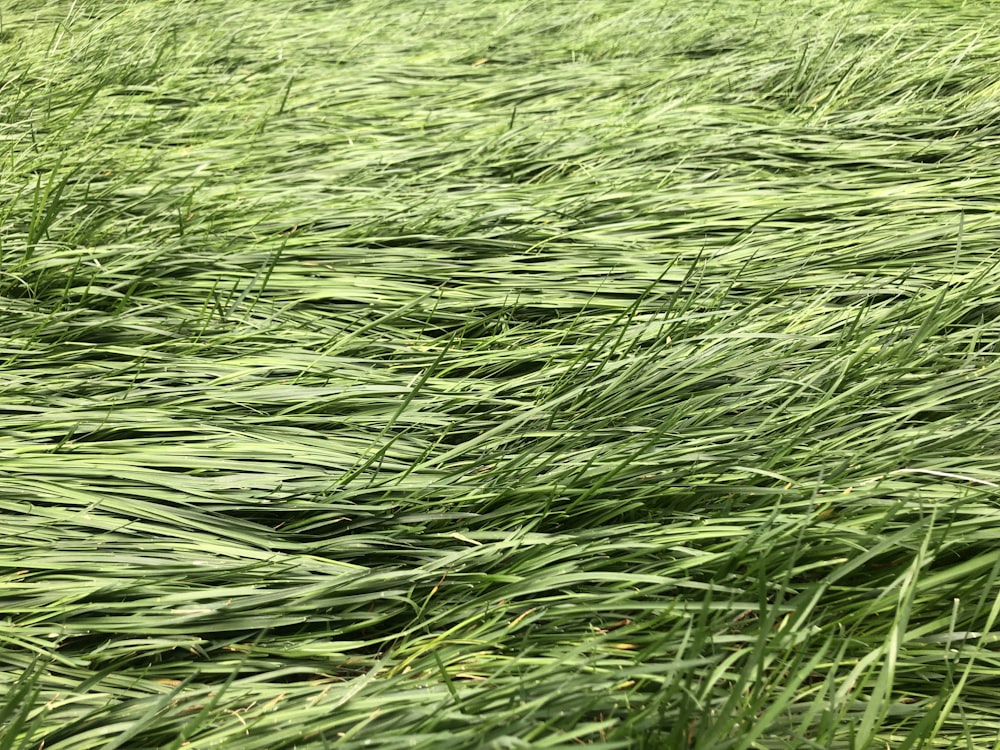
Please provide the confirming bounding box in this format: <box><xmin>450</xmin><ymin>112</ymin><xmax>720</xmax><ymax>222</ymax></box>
<box><xmin>3</xmin><ymin>0</ymin><xmax>1000</xmax><ymax>747</ymax></box>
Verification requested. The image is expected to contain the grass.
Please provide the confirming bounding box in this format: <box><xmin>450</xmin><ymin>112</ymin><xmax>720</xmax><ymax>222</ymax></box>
<box><xmin>3</xmin><ymin>0</ymin><xmax>1000</xmax><ymax>746</ymax></box>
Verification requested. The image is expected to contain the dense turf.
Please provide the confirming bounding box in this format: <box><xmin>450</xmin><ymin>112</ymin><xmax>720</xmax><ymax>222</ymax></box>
<box><xmin>3</xmin><ymin>0</ymin><xmax>1000</xmax><ymax>747</ymax></box>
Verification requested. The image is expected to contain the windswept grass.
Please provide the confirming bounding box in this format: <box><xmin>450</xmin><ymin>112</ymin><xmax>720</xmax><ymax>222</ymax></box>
<box><xmin>3</xmin><ymin>0</ymin><xmax>1000</xmax><ymax>747</ymax></box>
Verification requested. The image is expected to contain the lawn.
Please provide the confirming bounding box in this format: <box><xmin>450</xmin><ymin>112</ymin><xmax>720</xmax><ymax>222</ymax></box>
<box><xmin>3</xmin><ymin>0</ymin><xmax>1000</xmax><ymax>747</ymax></box>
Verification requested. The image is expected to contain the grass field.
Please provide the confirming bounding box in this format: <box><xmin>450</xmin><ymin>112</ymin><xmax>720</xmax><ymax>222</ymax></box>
<box><xmin>3</xmin><ymin>0</ymin><xmax>1000</xmax><ymax>747</ymax></box>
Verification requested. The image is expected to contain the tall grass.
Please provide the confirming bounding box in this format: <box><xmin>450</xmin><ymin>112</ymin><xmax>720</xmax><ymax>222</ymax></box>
<box><xmin>3</xmin><ymin>0</ymin><xmax>1000</xmax><ymax>747</ymax></box>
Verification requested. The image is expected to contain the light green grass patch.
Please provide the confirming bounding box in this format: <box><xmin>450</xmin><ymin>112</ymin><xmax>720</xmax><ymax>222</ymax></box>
<box><xmin>3</xmin><ymin>0</ymin><xmax>1000</xmax><ymax>747</ymax></box>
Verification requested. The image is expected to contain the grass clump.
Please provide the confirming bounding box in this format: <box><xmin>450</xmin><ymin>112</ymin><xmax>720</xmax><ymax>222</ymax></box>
<box><xmin>3</xmin><ymin>0</ymin><xmax>1000</xmax><ymax>747</ymax></box>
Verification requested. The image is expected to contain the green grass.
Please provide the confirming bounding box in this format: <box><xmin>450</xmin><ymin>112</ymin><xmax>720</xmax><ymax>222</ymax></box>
<box><xmin>3</xmin><ymin>0</ymin><xmax>1000</xmax><ymax>747</ymax></box>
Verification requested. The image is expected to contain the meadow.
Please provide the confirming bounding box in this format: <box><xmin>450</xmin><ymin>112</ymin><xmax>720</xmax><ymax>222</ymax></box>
<box><xmin>3</xmin><ymin>0</ymin><xmax>1000</xmax><ymax>747</ymax></box>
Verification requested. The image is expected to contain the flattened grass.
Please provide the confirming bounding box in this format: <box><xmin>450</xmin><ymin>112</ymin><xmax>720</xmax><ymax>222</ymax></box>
<box><xmin>4</xmin><ymin>0</ymin><xmax>1000</xmax><ymax>747</ymax></box>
